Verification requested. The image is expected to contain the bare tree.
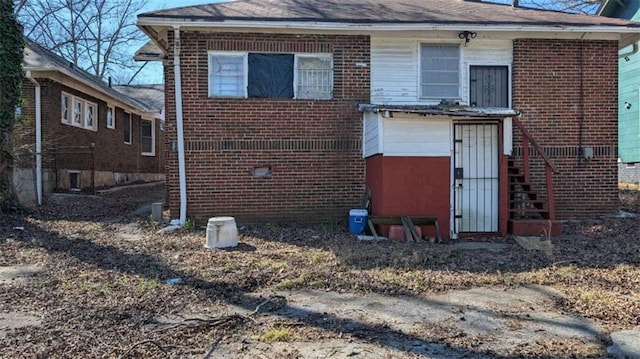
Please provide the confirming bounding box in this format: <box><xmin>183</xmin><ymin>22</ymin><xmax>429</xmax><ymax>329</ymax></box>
<box><xmin>17</xmin><ymin>0</ymin><xmax>145</xmax><ymax>81</ymax></box>
<box><xmin>489</xmin><ymin>0</ymin><xmax>602</xmax><ymax>14</ymax></box>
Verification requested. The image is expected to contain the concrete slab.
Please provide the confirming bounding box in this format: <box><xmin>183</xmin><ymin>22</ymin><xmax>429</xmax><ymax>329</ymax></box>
<box><xmin>0</xmin><ymin>265</ymin><xmax>42</xmax><ymax>285</ymax></box>
<box><xmin>0</xmin><ymin>312</ymin><xmax>42</xmax><ymax>338</ymax></box>
<box><xmin>449</xmin><ymin>242</ymin><xmax>510</xmax><ymax>252</ymax></box>
<box><xmin>608</xmin><ymin>326</ymin><xmax>640</xmax><ymax>359</ymax></box>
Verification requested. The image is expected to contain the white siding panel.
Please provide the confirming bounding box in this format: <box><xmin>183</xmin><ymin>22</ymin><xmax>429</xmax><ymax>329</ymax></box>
<box><xmin>372</xmin><ymin>36</ymin><xmax>513</xmax><ymax>106</ymax></box>
<box><xmin>363</xmin><ymin>111</ymin><xmax>381</xmax><ymax>158</ymax></box>
<box><xmin>461</xmin><ymin>39</ymin><xmax>513</xmax><ymax>105</ymax></box>
<box><xmin>371</xmin><ymin>38</ymin><xmax>418</xmax><ymax>104</ymax></box>
<box><xmin>383</xmin><ymin>117</ymin><xmax>450</xmax><ymax>157</ymax></box>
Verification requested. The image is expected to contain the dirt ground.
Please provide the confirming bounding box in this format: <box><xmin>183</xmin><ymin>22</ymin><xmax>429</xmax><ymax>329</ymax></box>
<box><xmin>0</xmin><ymin>184</ymin><xmax>639</xmax><ymax>358</ymax></box>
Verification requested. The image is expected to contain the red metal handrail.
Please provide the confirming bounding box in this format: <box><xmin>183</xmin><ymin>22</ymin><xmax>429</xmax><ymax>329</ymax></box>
<box><xmin>512</xmin><ymin>116</ymin><xmax>558</xmax><ymax>220</ymax></box>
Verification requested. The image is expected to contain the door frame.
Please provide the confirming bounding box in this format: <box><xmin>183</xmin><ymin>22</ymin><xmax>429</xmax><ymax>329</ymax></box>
<box><xmin>451</xmin><ymin>121</ymin><xmax>501</xmax><ymax>237</ymax></box>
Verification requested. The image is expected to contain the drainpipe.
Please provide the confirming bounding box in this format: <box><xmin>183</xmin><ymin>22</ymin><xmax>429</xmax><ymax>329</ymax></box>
<box><xmin>173</xmin><ymin>25</ymin><xmax>187</xmax><ymax>226</ymax></box>
<box><xmin>25</xmin><ymin>72</ymin><xmax>42</xmax><ymax>206</ymax></box>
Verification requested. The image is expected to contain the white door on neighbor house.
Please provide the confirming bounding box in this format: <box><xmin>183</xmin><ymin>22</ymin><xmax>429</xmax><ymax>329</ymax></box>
<box><xmin>454</xmin><ymin>123</ymin><xmax>499</xmax><ymax>233</ymax></box>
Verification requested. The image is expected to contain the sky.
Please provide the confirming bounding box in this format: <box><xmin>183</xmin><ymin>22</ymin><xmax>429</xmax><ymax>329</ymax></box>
<box><xmin>132</xmin><ymin>1</ymin><xmax>223</xmax><ymax>84</ymax></box>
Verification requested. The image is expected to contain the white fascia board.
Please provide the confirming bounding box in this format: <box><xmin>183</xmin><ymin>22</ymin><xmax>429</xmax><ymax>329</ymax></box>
<box><xmin>24</xmin><ymin>66</ymin><xmax>158</xmax><ymax>118</ymax></box>
<box><xmin>137</xmin><ymin>17</ymin><xmax>640</xmax><ymax>34</ymax></box>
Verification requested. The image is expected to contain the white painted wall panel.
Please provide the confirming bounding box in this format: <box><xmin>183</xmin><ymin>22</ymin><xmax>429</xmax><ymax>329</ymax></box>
<box><xmin>371</xmin><ymin>36</ymin><xmax>513</xmax><ymax>106</ymax></box>
<box><xmin>383</xmin><ymin>116</ymin><xmax>450</xmax><ymax>157</ymax></box>
<box><xmin>371</xmin><ymin>38</ymin><xmax>418</xmax><ymax>104</ymax></box>
<box><xmin>363</xmin><ymin>111</ymin><xmax>380</xmax><ymax>158</ymax></box>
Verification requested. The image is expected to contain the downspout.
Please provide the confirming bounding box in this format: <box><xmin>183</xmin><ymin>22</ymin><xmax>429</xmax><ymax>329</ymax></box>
<box><xmin>173</xmin><ymin>25</ymin><xmax>187</xmax><ymax>226</ymax></box>
<box><xmin>25</xmin><ymin>72</ymin><xmax>42</xmax><ymax>206</ymax></box>
<box><xmin>619</xmin><ymin>43</ymin><xmax>639</xmax><ymax>59</ymax></box>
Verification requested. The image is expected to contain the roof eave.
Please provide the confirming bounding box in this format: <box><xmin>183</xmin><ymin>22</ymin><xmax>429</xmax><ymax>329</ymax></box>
<box><xmin>25</xmin><ymin>66</ymin><xmax>157</xmax><ymax>115</ymax></box>
<box><xmin>137</xmin><ymin>17</ymin><xmax>640</xmax><ymax>33</ymax></box>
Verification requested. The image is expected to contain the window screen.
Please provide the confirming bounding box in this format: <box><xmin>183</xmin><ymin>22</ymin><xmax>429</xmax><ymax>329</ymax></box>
<box><xmin>297</xmin><ymin>56</ymin><xmax>332</xmax><ymax>99</ymax></box>
<box><xmin>209</xmin><ymin>54</ymin><xmax>245</xmax><ymax>97</ymax></box>
<box><xmin>420</xmin><ymin>44</ymin><xmax>460</xmax><ymax>99</ymax></box>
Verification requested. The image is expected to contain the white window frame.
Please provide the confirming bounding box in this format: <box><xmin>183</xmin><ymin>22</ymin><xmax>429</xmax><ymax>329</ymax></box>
<box><xmin>140</xmin><ymin>118</ymin><xmax>155</xmax><ymax>156</ymax></box>
<box><xmin>208</xmin><ymin>51</ymin><xmax>248</xmax><ymax>98</ymax></box>
<box><xmin>294</xmin><ymin>54</ymin><xmax>333</xmax><ymax>100</ymax></box>
<box><xmin>106</xmin><ymin>105</ymin><xmax>115</xmax><ymax>129</ymax></box>
<box><xmin>61</xmin><ymin>92</ymin><xmax>97</xmax><ymax>131</ymax></box>
<box><xmin>419</xmin><ymin>43</ymin><xmax>462</xmax><ymax>100</ymax></box>
<box><xmin>84</xmin><ymin>101</ymin><xmax>97</xmax><ymax>131</ymax></box>
<box><xmin>207</xmin><ymin>51</ymin><xmax>334</xmax><ymax>100</ymax></box>
<box><xmin>124</xmin><ymin>112</ymin><xmax>132</xmax><ymax>145</ymax></box>
<box><xmin>61</xmin><ymin>93</ymin><xmax>70</xmax><ymax>123</ymax></box>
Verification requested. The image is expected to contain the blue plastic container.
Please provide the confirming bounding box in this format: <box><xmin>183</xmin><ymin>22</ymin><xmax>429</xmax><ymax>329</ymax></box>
<box><xmin>349</xmin><ymin>209</ymin><xmax>368</xmax><ymax>234</ymax></box>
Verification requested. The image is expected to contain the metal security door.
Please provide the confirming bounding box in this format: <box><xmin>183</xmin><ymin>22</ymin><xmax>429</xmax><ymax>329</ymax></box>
<box><xmin>454</xmin><ymin>123</ymin><xmax>499</xmax><ymax>233</ymax></box>
<box><xmin>470</xmin><ymin>66</ymin><xmax>508</xmax><ymax>107</ymax></box>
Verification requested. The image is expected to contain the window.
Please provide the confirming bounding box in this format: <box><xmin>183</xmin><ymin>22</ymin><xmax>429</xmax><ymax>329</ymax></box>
<box><xmin>61</xmin><ymin>94</ymin><xmax>70</xmax><ymax>123</ymax></box>
<box><xmin>420</xmin><ymin>44</ymin><xmax>460</xmax><ymax>99</ymax></box>
<box><xmin>141</xmin><ymin>118</ymin><xmax>154</xmax><ymax>156</ymax></box>
<box><xmin>124</xmin><ymin>112</ymin><xmax>131</xmax><ymax>144</ymax></box>
<box><xmin>296</xmin><ymin>55</ymin><xmax>333</xmax><ymax>99</ymax></box>
<box><xmin>106</xmin><ymin>106</ymin><xmax>115</xmax><ymax>129</ymax></box>
<box><xmin>84</xmin><ymin>103</ymin><xmax>96</xmax><ymax>129</ymax></box>
<box><xmin>61</xmin><ymin>92</ymin><xmax>97</xmax><ymax>131</ymax></box>
<box><xmin>209</xmin><ymin>53</ymin><xmax>246</xmax><ymax>97</ymax></box>
<box><xmin>208</xmin><ymin>52</ymin><xmax>333</xmax><ymax>100</ymax></box>
<box><xmin>72</xmin><ymin>98</ymin><xmax>83</xmax><ymax>125</ymax></box>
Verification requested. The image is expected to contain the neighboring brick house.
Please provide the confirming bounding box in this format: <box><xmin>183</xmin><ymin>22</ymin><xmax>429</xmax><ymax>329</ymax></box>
<box><xmin>598</xmin><ymin>0</ymin><xmax>640</xmax><ymax>185</ymax></box>
<box><xmin>137</xmin><ymin>0</ymin><xmax>640</xmax><ymax>238</ymax></box>
<box><xmin>15</xmin><ymin>40</ymin><xmax>164</xmax><ymax>206</ymax></box>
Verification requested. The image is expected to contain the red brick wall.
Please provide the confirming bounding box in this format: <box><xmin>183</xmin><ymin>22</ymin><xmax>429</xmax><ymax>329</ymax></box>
<box><xmin>164</xmin><ymin>32</ymin><xmax>369</xmax><ymax>223</ymax></box>
<box><xmin>513</xmin><ymin>39</ymin><xmax>619</xmax><ymax>219</ymax></box>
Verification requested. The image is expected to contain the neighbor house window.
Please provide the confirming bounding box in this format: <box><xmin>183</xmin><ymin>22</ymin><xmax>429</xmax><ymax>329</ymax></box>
<box><xmin>61</xmin><ymin>92</ymin><xmax>97</xmax><ymax>131</ymax></box>
<box><xmin>106</xmin><ymin>105</ymin><xmax>115</xmax><ymax>129</ymax></box>
<box><xmin>124</xmin><ymin>112</ymin><xmax>131</xmax><ymax>144</ymax></box>
<box><xmin>61</xmin><ymin>94</ymin><xmax>70</xmax><ymax>123</ymax></box>
<box><xmin>140</xmin><ymin>118</ymin><xmax>154</xmax><ymax>156</ymax></box>
<box><xmin>72</xmin><ymin>98</ymin><xmax>83</xmax><ymax>125</ymax></box>
<box><xmin>420</xmin><ymin>44</ymin><xmax>460</xmax><ymax>99</ymax></box>
<box><xmin>84</xmin><ymin>102</ymin><xmax>96</xmax><ymax>129</ymax></box>
<box><xmin>208</xmin><ymin>52</ymin><xmax>333</xmax><ymax>100</ymax></box>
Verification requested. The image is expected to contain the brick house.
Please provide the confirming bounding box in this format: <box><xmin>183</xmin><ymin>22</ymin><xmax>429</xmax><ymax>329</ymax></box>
<box><xmin>138</xmin><ymin>0</ymin><xmax>640</xmax><ymax>239</ymax></box>
<box><xmin>15</xmin><ymin>40</ymin><xmax>164</xmax><ymax>206</ymax></box>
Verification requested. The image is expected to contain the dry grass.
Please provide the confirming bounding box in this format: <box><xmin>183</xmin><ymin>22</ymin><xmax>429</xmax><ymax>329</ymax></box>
<box><xmin>0</xmin><ymin>184</ymin><xmax>638</xmax><ymax>357</ymax></box>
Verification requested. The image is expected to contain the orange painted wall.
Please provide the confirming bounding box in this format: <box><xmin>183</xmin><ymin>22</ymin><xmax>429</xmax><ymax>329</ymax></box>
<box><xmin>366</xmin><ymin>155</ymin><xmax>451</xmax><ymax>239</ymax></box>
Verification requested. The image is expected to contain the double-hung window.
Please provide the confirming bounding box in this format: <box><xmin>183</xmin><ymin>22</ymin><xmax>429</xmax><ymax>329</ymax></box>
<box><xmin>208</xmin><ymin>51</ymin><xmax>333</xmax><ymax>100</ymax></box>
<box><xmin>140</xmin><ymin>118</ymin><xmax>155</xmax><ymax>156</ymax></box>
<box><xmin>420</xmin><ymin>44</ymin><xmax>460</xmax><ymax>100</ymax></box>
<box><xmin>106</xmin><ymin>105</ymin><xmax>115</xmax><ymax>129</ymax></box>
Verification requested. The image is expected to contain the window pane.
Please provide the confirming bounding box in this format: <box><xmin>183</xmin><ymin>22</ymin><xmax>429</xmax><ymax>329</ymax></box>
<box><xmin>420</xmin><ymin>44</ymin><xmax>460</xmax><ymax>99</ymax></box>
<box><xmin>61</xmin><ymin>95</ymin><xmax>69</xmax><ymax>122</ymax></box>
<box><xmin>72</xmin><ymin>99</ymin><xmax>82</xmax><ymax>124</ymax></box>
<box><xmin>107</xmin><ymin>107</ymin><xmax>114</xmax><ymax>128</ymax></box>
<box><xmin>141</xmin><ymin>120</ymin><xmax>153</xmax><ymax>154</ymax></box>
<box><xmin>248</xmin><ymin>53</ymin><xmax>294</xmax><ymax>98</ymax></box>
<box><xmin>85</xmin><ymin>104</ymin><xmax>95</xmax><ymax>129</ymax></box>
<box><xmin>297</xmin><ymin>56</ymin><xmax>332</xmax><ymax>99</ymax></box>
<box><xmin>209</xmin><ymin>55</ymin><xmax>244</xmax><ymax>97</ymax></box>
<box><xmin>124</xmin><ymin>114</ymin><xmax>131</xmax><ymax>143</ymax></box>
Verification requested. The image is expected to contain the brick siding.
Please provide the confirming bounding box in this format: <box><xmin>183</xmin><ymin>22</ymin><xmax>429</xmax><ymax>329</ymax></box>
<box><xmin>16</xmin><ymin>78</ymin><xmax>164</xmax><ymax>191</ymax></box>
<box><xmin>164</xmin><ymin>32</ymin><xmax>370</xmax><ymax>224</ymax></box>
<box><xmin>513</xmin><ymin>39</ymin><xmax>619</xmax><ymax>218</ymax></box>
